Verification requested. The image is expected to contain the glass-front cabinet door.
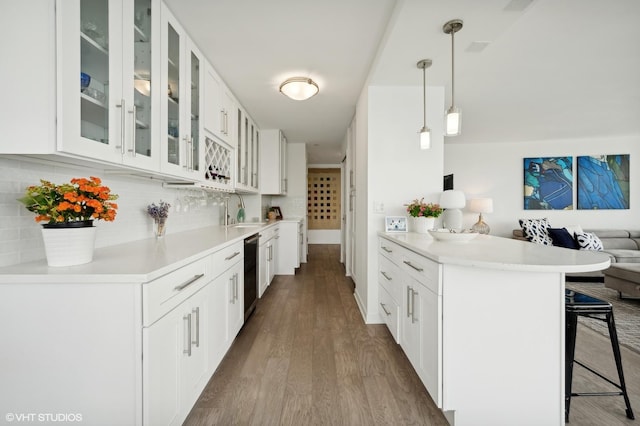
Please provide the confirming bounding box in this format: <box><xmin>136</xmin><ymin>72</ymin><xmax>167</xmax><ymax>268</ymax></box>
<box><xmin>58</xmin><ymin>0</ymin><xmax>123</xmax><ymax>163</ymax></box>
<box><xmin>122</xmin><ymin>0</ymin><xmax>159</xmax><ymax>170</ymax></box>
<box><xmin>57</xmin><ymin>0</ymin><xmax>159</xmax><ymax>170</ymax></box>
<box><xmin>160</xmin><ymin>4</ymin><xmax>203</xmax><ymax>180</ymax></box>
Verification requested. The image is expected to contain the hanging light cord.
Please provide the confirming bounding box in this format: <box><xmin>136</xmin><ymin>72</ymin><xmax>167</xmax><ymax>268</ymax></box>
<box><xmin>450</xmin><ymin>27</ymin><xmax>455</xmax><ymax>107</ymax></box>
<box><xmin>422</xmin><ymin>63</ymin><xmax>427</xmax><ymax>127</ymax></box>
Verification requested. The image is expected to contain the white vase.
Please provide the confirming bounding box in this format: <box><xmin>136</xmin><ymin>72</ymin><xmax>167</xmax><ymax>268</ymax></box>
<box><xmin>41</xmin><ymin>225</ymin><xmax>97</xmax><ymax>267</ymax></box>
<box><xmin>412</xmin><ymin>216</ymin><xmax>435</xmax><ymax>234</ymax></box>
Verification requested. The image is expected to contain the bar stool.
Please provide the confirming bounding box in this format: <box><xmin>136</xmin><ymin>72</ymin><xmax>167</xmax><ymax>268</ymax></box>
<box><xmin>565</xmin><ymin>289</ymin><xmax>635</xmax><ymax>422</ymax></box>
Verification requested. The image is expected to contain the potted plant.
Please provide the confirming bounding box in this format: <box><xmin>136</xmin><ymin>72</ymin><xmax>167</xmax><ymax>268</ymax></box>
<box><xmin>147</xmin><ymin>200</ymin><xmax>171</xmax><ymax>238</ymax></box>
<box><xmin>405</xmin><ymin>198</ymin><xmax>443</xmax><ymax>233</ymax></box>
<box><xmin>18</xmin><ymin>176</ymin><xmax>118</xmax><ymax>266</ymax></box>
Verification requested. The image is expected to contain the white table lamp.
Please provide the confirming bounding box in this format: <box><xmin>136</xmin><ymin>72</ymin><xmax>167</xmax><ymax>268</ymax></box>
<box><xmin>439</xmin><ymin>190</ymin><xmax>466</xmax><ymax>230</ymax></box>
<box><xmin>469</xmin><ymin>198</ymin><xmax>493</xmax><ymax>234</ymax></box>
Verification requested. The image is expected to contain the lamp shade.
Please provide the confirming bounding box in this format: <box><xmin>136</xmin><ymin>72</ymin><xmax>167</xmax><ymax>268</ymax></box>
<box><xmin>279</xmin><ymin>77</ymin><xmax>319</xmax><ymax>101</ymax></box>
<box><xmin>468</xmin><ymin>198</ymin><xmax>493</xmax><ymax>214</ymax></box>
<box><xmin>439</xmin><ymin>190</ymin><xmax>466</xmax><ymax>209</ymax></box>
<box><xmin>419</xmin><ymin>127</ymin><xmax>431</xmax><ymax>150</ymax></box>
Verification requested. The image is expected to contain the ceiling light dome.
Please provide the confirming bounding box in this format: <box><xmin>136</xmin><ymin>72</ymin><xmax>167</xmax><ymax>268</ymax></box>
<box><xmin>279</xmin><ymin>77</ymin><xmax>319</xmax><ymax>101</ymax></box>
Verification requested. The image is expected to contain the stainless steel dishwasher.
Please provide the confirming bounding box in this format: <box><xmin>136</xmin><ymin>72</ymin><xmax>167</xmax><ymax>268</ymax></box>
<box><xmin>244</xmin><ymin>233</ymin><xmax>259</xmax><ymax>321</ymax></box>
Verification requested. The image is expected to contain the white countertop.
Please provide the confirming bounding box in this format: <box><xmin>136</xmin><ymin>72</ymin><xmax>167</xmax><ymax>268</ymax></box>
<box><xmin>0</xmin><ymin>220</ymin><xmax>301</xmax><ymax>284</ymax></box>
<box><xmin>379</xmin><ymin>232</ymin><xmax>611</xmax><ymax>273</ymax></box>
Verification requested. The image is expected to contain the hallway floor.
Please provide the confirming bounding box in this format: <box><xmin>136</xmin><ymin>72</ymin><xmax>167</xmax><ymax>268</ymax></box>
<box><xmin>184</xmin><ymin>244</ymin><xmax>640</xmax><ymax>425</ymax></box>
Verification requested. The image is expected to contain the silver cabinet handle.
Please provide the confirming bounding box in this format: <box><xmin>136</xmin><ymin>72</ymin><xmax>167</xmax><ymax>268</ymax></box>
<box><xmin>220</xmin><ymin>109</ymin><xmax>226</xmax><ymax>134</ymax></box>
<box><xmin>235</xmin><ymin>273</ymin><xmax>239</xmax><ymax>301</ymax></box>
<box><xmin>381</xmin><ymin>246</ymin><xmax>392</xmax><ymax>253</ymax></box>
<box><xmin>128</xmin><ymin>105</ymin><xmax>137</xmax><ymax>155</ymax></box>
<box><xmin>183</xmin><ymin>136</ymin><xmax>190</xmax><ymax>170</ymax></box>
<box><xmin>192</xmin><ymin>307</ymin><xmax>200</xmax><ymax>348</ymax></box>
<box><xmin>381</xmin><ymin>271</ymin><xmax>392</xmax><ymax>281</ymax></box>
<box><xmin>116</xmin><ymin>99</ymin><xmax>126</xmax><ymax>154</ymax></box>
<box><xmin>406</xmin><ymin>286</ymin><xmax>412</xmax><ymax>318</ymax></box>
<box><xmin>229</xmin><ymin>275</ymin><xmax>235</xmax><ymax>303</ymax></box>
<box><xmin>183</xmin><ymin>313</ymin><xmax>192</xmax><ymax>356</ymax></box>
<box><xmin>380</xmin><ymin>303</ymin><xmax>391</xmax><ymax>316</ymax></box>
<box><xmin>174</xmin><ymin>273</ymin><xmax>205</xmax><ymax>291</ymax></box>
<box><xmin>411</xmin><ymin>289</ymin><xmax>418</xmax><ymax>324</ymax></box>
<box><xmin>225</xmin><ymin>251</ymin><xmax>240</xmax><ymax>261</ymax></box>
<box><xmin>403</xmin><ymin>260</ymin><xmax>424</xmax><ymax>272</ymax></box>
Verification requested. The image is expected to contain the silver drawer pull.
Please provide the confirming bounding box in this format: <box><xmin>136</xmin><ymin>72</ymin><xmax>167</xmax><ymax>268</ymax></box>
<box><xmin>183</xmin><ymin>313</ymin><xmax>192</xmax><ymax>356</ymax></box>
<box><xmin>381</xmin><ymin>246</ymin><xmax>392</xmax><ymax>253</ymax></box>
<box><xmin>174</xmin><ymin>273</ymin><xmax>205</xmax><ymax>291</ymax></box>
<box><xmin>225</xmin><ymin>251</ymin><xmax>241</xmax><ymax>261</ymax></box>
<box><xmin>381</xmin><ymin>271</ymin><xmax>392</xmax><ymax>281</ymax></box>
<box><xmin>380</xmin><ymin>302</ymin><xmax>391</xmax><ymax>316</ymax></box>
<box><xmin>403</xmin><ymin>261</ymin><xmax>424</xmax><ymax>272</ymax></box>
<box><xmin>192</xmin><ymin>307</ymin><xmax>200</xmax><ymax>348</ymax></box>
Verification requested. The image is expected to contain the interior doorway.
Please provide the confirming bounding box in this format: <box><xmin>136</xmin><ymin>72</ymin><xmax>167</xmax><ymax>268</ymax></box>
<box><xmin>307</xmin><ymin>168</ymin><xmax>341</xmax><ymax>244</ymax></box>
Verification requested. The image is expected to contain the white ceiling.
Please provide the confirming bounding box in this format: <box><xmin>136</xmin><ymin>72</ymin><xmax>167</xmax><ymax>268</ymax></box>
<box><xmin>165</xmin><ymin>0</ymin><xmax>640</xmax><ymax>164</ymax></box>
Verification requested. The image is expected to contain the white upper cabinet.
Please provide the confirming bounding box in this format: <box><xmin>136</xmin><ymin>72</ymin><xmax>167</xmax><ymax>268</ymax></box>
<box><xmin>57</xmin><ymin>0</ymin><xmax>160</xmax><ymax>170</ymax></box>
<box><xmin>160</xmin><ymin>4</ymin><xmax>204</xmax><ymax>180</ymax></box>
<box><xmin>259</xmin><ymin>129</ymin><xmax>287</xmax><ymax>195</ymax></box>
<box><xmin>204</xmin><ymin>63</ymin><xmax>234</xmax><ymax>144</ymax></box>
<box><xmin>234</xmin><ymin>107</ymin><xmax>259</xmax><ymax>193</ymax></box>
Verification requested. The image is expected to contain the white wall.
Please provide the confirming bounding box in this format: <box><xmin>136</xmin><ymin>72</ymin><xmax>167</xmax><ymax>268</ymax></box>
<box><xmin>444</xmin><ymin>134</ymin><xmax>639</xmax><ymax>237</ymax></box>
<box><xmin>353</xmin><ymin>85</ymin><xmax>445</xmax><ymax>323</ymax></box>
<box><xmin>0</xmin><ymin>156</ymin><xmax>223</xmax><ymax>267</ymax></box>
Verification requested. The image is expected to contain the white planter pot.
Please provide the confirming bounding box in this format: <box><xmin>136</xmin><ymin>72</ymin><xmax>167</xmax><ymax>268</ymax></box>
<box><xmin>411</xmin><ymin>216</ymin><xmax>435</xmax><ymax>234</ymax></box>
<box><xmin>41</xmin><ymin>226</ymin><xmax>97</xmax><ymax>267</ymax></box>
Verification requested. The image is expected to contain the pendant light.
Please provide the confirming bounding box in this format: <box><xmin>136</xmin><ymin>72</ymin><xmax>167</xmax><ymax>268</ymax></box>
<box><xmin>417</xmin><ymin>59</ymin><xmax>432</xmax><ymax>150</ymax></box>
<box><xmin>443</xmin><ymin>19</ymin><xmax>463</xmax><ymax>136</ymax></box>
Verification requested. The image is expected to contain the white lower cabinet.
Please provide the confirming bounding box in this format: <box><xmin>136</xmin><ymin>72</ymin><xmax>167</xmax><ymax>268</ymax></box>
<box><xmin>276</xmin><ymin>220</ymin><xmax>301</xmax><ymax>275</ymax></box>
<box><xmin>259</xmin><ymin>225</ymin><xmax>279</xmax><ymax>297</ymax></box>
<box><xmin>144</xmin><ymin>286</ymin><xmax>208</xmax><ymax>426</ymax></box>
<box><xmin>379</xmin><ymin>236</ymin><xmax>442</xmax><ymax>408</ymax></box>
<box><xmin>225</xmin><ymin>260</ymin><xmax>244</xmax><ymax>340</ymax></box>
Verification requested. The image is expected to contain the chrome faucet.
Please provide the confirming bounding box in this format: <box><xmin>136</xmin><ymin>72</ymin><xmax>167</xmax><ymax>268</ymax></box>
<box><xmin>224</xmin><ymin>193</ymin><xmax>245</xmax><ymax>226</ymax></box>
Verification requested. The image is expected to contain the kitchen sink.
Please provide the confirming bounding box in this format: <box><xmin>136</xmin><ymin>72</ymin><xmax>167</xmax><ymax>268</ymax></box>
<box><xmin>229</xmin><ymin>223</ymin><xmax>267</xmax><ymax>229</ymax></box>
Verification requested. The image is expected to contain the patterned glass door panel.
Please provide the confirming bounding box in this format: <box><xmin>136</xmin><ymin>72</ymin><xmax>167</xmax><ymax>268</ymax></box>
<box><xmin>307</xmin><ymin>168</ymin><xmax>341</xmax><ymax>230</ymax></box>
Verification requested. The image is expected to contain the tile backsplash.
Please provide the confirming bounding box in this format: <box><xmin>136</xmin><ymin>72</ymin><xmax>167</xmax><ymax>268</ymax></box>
<box><xmin>0</xmin><ymin>156</ymin><xmax>224</xmax><ymax>267</ymax></box>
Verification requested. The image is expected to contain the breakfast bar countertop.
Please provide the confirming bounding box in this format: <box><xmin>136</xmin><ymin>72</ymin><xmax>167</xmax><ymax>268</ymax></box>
<box><xmin>379</xmin><ymin>232</ymin><xmax>611</xmax><ymax>274</ymax></box>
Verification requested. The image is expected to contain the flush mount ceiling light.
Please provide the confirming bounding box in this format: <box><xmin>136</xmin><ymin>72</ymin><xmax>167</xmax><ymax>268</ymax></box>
<box><xmin>417</xmin><ymin>59</ymin><xmax>432</xmax><ymax>150</ymax></box>
<box><xmin>443</xmin><ymin>19</ymin><xmax>463</xmax><ymax>137</ymax></box>
<box><xmin>279</xmin><ymin>77</ymin><xmax>319</xmax><ymax>101</ymax></box>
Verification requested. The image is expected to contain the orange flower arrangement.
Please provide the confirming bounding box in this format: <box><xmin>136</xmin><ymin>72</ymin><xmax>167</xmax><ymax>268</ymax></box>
<box><xmin>18</xmin><ymin>176</ymin><xmax>118</xmax><ymax>224</ymax></box>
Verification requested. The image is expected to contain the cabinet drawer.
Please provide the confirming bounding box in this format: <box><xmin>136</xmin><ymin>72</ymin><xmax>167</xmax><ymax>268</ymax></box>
<box><xmin>143</xmin><ymin>255</ymin><xmax>212</xmax><ymax>326</ymax></box>
<box><xmin>378</xmin><ymin>254</ymin><xmax>403</xmax><ymax>305</ymax></box>
<box><xmin>399</xmin><ymin>249</ymin><xmax>441</xmax><ymax>295</ymax></box>
<box><xmin>211</xmin><ymin>241</ymin><xmax>243</xmax><ymax>276</ymax></box>
<box><xmin>378</xmin><ymin>283</ymin><xmax>400</xmax><ymax>343</ymax></box>
<box><xmin>379</xmin><ymin>238</ymin><xmax>400</xmax><ymax>264</ymax></box>
<box><xmin>260</xmin><ymin>225</ymin><xmax>279</xmax><ymax>242</ymax></box>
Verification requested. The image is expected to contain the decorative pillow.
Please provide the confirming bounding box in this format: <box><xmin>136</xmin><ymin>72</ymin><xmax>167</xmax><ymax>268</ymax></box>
<box><xmin>547</xmin><ymin>227</ymin><xmax>580</xmax><ymax>250</ymax></box>
<box><xmin>564</xmin><ymin>224</ymin><xmax>584</xmax><ymax>236</ymax></box>
<box><xmin>519</xmin><ymin>218</ymin><xmax>552</xmax><ymax>245</ymax></box>
<box><xmin>575</xmin><ymin>231</ymin><xmax>604</xmax><ymax>251</ymax></box>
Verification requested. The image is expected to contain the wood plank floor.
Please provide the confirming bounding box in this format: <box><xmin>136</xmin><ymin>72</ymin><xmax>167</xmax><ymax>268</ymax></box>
<box><xmin>184</xmin><ymin>244</ymin><xmax>640</xmax><ymax>425</ymax></box>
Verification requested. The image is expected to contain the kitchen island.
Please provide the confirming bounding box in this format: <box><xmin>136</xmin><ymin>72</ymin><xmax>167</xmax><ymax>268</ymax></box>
<box><xmin>377</xmin><ymin>232</ymin><xmax>610</xmax><ymax>426</ymax></box>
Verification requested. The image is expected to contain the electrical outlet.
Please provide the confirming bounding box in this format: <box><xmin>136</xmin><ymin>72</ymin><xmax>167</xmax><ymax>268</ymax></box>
<box><xmin>373</xmin><ymin>201</ymin><xmax>385</xmax><ymax>213</ymax></box>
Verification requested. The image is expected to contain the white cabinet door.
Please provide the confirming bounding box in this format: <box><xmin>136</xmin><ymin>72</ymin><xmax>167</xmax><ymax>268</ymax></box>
<box><xmin>143</xmin><ymin>285</ymin><xmax>208</xmax><ymax>426</ymax></box>
<box><xmin>226</xmin><ymin>260</ymin><xmax>244</xmax><ymax>340</ymax></box>
<box><xmin>259</xmin><ymin>239</ymin><xmax>269</xmax><ymax>297</ymax></box>
<box><xmin>259</xmin><ymin>129</ymin><xmax>287</xmax><ymax>195</ymax></box>
<box><xmin>57</xmin><ymin>0</ymin><xmax>160</xmax><ymax>170</ymax></box>
<box><xmin>160</xmin><ymin>4</ymin><xmax>203</xmax><ymax>180</ymax></box>
<box><xmin>269</xmin><ymin>234</ymin><xmax>278</xmax><ymax>284</ymax></box>
<box><xmin>203</xmin><ymin>62</ymin><xmax>234</xmax><ymax>143</ymax></box>
<box><xmin>143</xmin><ymin>301</ymin><xmax>182</xmax><ymax>426</ymax></box>
<box><xmin>276</xmin><ymin>221</ymin><xmax>299</xmax><ymax>275</ymax></box>
<box><xmin>207</xmin><ymin>271</ymin><xmax>230</xmax><ymax>371</ymax></box>
<box><xmin>57</xmin><ymin>0</ymin><xmax>124</xmax><ymax>163</ymax></box>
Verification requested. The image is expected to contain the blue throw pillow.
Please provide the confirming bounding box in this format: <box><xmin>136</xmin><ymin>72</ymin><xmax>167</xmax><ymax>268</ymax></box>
<box><xmin>547</xmin><ymin>227</ymin><xmax>580</xmax><ymax>250</ymax></box>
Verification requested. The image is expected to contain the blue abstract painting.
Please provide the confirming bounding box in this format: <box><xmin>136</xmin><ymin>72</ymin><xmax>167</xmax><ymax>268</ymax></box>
<box><xmin>524</xmin><ymin>157</ymin><xmax>573</xmax><ymax>210</ymax></box>
<box><xmin>577</xmin><ymin>155</ymin><xmax>629</xmax><ymax>210</ymax></box>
